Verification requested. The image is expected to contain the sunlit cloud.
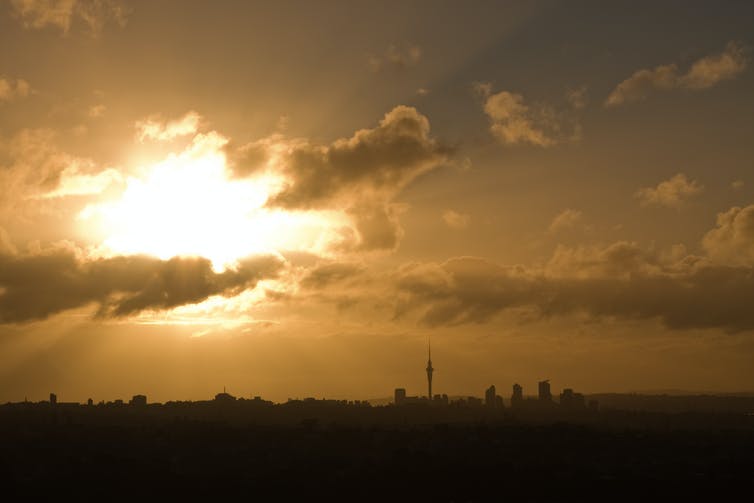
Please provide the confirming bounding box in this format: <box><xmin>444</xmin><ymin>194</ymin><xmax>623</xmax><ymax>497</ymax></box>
<box><xmin>0</xmin><ymin>128</ymin><xmax>96</xmax><ymax>208</ymax></box>
<box><xmin>635</xmin><ymin>173</ymin><xmax>704</xmax><ymax>209</ymax></box>
<box><xmin>135</xmin><ymin>111</ymin><xmax>202</xmax><ymax>143</ymax></box>
<box><xmin>0</xmin><ymin>245</ymin><xmax>284</xmax><ymax>323</ymax></box>
<box><xmin>442</xmin><ymin>210</ymin><xmax>470</xmax><ymax>230</ymax></box>
<box><xmin>227</xmin><ymin>106</ymin><xmax>451</xmax><ymax>251</ymax></box>
<box><xmin>702</xmin><ymin>204</ymin><xmax>754</xmax><ymax>266</ymax></box>
<box><xmin>35</xmin><ymin>164</ymin><xmax>123</xmax><ymax>199</ymax></box>
<box><xmin>0</xmin><ymin>77</ymin><xmax>31</xmax><ymax>103</ymax></box>
<box><xmin>605</xmin><ymin>41</ymin><xmax>748</xmax><ymax>107</ymax></box>
<box><xmin>549</xmin><ymin>209</ymin><xmax>584</xmax><ymax>233</ymax></box>
<box><xmin>81</xmin><ymin>129</ymin><xmax>347</xmax><ymax>269</ymax></box>
<box><xmin>10</xmin><ymin>0</ymin><xmax>129</xmax><ymax>36</ymax></box>
<box><xmin>88</xmin><ymin>104</ymin><xmax>106</xmax><ymax>118</ymax></box>
<box><xmin>475</xmin><ymin>82</ymin><xmax>581</xmax><ymax>147</ymax></box>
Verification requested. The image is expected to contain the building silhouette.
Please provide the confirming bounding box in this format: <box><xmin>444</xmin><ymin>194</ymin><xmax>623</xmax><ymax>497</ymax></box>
<box><xmin>130</xmin><ymin>394</ymin><xmax>147</xmax><ymax>406</ymax></box>
<box><xmin>511</xmin><ymin>383</ymin><xmax>523</xmax><ymax>408</ymax></box>
<box><xmin>538</xmin><ymin>380</ymin><xmax>552</xmax><ymax>402</ymax></box>
<box><xmin>485</xmin><ymin>385</ymin><xmax>496</xmax><ymax>408</ymax></box>
<box><xmin>49</xmin><ymin>393</ymin><xmax>57</xmax><ymax>405</ymax></box>
<box><xmin>426</xmin><ymin>338</ymin><xmax>434</xmax><ymax>400</ymax></box>
<box><xmin>394</xmin><ymin>388</ymin><xmax>406</xmax><ymax>405</ymax></box>
<box><xmin>560</xmin><ymin>388</ymin><xmax>586</xmax><ymax>409</ymax></box>
<box><xmin>215</xmin><ymin>387</ymin><xmax>236</xmax><ymax>402</ymax></box>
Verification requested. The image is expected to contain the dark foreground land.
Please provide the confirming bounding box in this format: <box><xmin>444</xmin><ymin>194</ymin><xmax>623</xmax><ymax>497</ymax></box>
<box><xmin>2</xmin><ymin>400</ymin><xmax>754</xmax><ymax>501</ymax></box>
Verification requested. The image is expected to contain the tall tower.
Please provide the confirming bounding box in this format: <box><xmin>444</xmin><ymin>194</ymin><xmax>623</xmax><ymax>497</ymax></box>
<box><xmin>426</xmin><ymin>337</ymin><xmax>434</xmax><ymax>400</ymax></box>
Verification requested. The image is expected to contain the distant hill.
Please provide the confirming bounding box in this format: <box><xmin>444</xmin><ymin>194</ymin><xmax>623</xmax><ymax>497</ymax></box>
<box><xmin>588</xmin><ymin>393</ymin><xmax>754</xmax><ymax>413</ymax></box>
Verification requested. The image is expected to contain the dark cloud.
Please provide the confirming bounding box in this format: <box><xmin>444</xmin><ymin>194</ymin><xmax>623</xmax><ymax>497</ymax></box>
<box><xmin>268</xmin><ymin>106</ymin><xmax>449</xmax><ymax>209</ymax></box>
<box><xmin>392</xmin><ymin>247</ymin><xmax>754</xmax><ymax>332</ymax></box>
<box><xmin>228</xmin><ymin>106</ymin><xmax>450</xmax><ymax>251</ymax></box>
<box><xmin>224</xmin><ymin>139</ymin><xmax>271</xmax><ymax>178</ymax></box>
<box><xmin>299</xmin><ymin>262</ymin><xmax>366</xmax><ymax>290</ymax></box>
<box><xmin>0</xmin><ymin>248</ymin><xmax>283</xmax><ymax>323</ymax></box>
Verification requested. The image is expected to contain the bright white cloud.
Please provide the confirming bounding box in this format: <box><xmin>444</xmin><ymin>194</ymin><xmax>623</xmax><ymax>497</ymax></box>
<box><xmin>36</xmin><ymin>164</ymin><xmax>123</xmax><ymax>199</ymax></box>
<box><xmin>135</xmin><ymin>111</ymin><xmax>202</xmax><ymax>143</ymax></box>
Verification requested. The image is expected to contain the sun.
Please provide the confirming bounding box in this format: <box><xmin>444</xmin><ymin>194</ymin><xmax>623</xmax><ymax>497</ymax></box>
<box><xmin>80</xmin><ymin>133</ymin><xmax>343</xmax><ymax>269</ymax></box>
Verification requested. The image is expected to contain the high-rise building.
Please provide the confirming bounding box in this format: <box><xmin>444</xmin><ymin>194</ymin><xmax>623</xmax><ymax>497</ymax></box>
<box><xmin>394</xmin><ymin>388</ymin><xmax>406</xmax><ymax>405</ymax></box>
<box><xmin>485</xmin><ymin>385</ymin><xmax>497</xmax><ymax>408</ymax></box>
<box><xmin>426</xmin><ymin>338</ymin><xmax>434</xmax><ymax>400</ymax></box>
<box><xmin>538</xmin><ymin>380</ymin><xmax>552</xmax><ymax>401</ymax></box>
<box><xmin>49</xmin><ymin>393</ymin><xmax>57</xmax><ymax>405</ymax></box>
<box><xmin>511</xmin><ymin>383</ymin><xmax>523</xmax><ymax>408</ymax></box>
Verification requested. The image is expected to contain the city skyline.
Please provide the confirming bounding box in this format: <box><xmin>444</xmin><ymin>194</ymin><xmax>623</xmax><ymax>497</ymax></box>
<box><xmin>2</xmin><ymin>1</ymin><xmax>754</xmax><ymax>402</ymax></box>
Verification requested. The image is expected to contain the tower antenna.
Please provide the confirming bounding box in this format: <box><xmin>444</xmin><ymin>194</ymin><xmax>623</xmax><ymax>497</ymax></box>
<box><xmin>426</xmin><ymin>336</ymin><xmax>434</xmax><ymax>400</ymax></box>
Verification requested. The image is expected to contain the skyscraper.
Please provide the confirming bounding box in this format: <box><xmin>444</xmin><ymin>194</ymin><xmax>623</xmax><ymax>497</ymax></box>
<box><xmin>485</xmin><ymin>385</ymin><xmax>496</xmax><ymax>408</ymax></box>
<box><xmin>394</xmin><ymin>388</ymin><xmax>406</xmax><ymax>405</ymax></box>
<box><xmin>538</xmin><ymin>380</ymin><xmax>552</xmax><ymax>402</ymax></box>
<box><xmin>426</xmin><ymin>338</ymin><xmax>434</xmax><ymax>400</ymax></box>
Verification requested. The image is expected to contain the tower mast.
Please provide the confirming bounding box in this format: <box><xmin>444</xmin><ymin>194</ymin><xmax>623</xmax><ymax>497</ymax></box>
<box><xmin>426</xmin><ymin>337</ymin><xmax>434</xmax><ymax>400</ymax></box>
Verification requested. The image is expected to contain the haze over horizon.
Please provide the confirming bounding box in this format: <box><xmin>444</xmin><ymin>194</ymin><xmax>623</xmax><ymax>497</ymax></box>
<box><xmin>2</xmin><ymin>0</ymin><xmax>754</xmax><ymax>403</ymax></box>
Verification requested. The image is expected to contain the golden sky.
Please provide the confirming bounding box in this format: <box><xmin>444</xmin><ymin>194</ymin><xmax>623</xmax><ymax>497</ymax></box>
<box><xmin>1</xmin><ymin>0</ymin><xmax>754</xmax><ymax>402</ymax></box>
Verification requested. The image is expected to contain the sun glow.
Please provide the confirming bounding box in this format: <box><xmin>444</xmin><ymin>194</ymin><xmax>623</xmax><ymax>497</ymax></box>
<box><xmin>80</xmin><ymin>133</ymin><xmax>343</xmax><ymax>269</ymax></box>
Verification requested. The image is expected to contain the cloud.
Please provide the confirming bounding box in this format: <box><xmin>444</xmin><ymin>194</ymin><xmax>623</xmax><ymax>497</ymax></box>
<box><xmin>343</xmin><ymin>202</ymin><xmax>406</xmax><ymax>252</ymax></box>
<box><xmin>299</xmin><ymin>262</ymin><xmax>366</xmax><ymax>290</ymax></box>
<box><xmin>702</xmin><ymin>204</ymin><xmax>754</xmax><ymax>266</ymax></box>
<box><xmin>681</xmin><ymin>41</ymin><xmax>749</xmax><ymax>89</ymax></box>
<box><xmin>228</xmin><ymin>106</ymin><xmax>450</xmax><ymax>251</ymax></box>
<box><xmin>443</xmin><ymin>210</ymin><xmax>470</xmax><ymax>229</ymax></box>
<box><xmin>0</xmin><ymin>247</ymin><xmax>284</xmax><ymax>323</ymax></box>
<box><xmin>548</xmin><ymin>209</ymin><xmax>583</xmax><ymax>233</ymax></box>
<box><xmin>635</xmin><ymin>173</ymin><xmax>704</xmax><ymax>209</ymax></box>
<box><xmin>254</xmin><ymin>208</ymin><xmax>754</xmax><ymax>333</ymax></box>
<box><xmin>566</xmin><ymin>86</ymin><xmax>588</xmax><ymax>110</ymax></box>
<box><xmin>0</xmin><ymin>78</ymin><xmax>31</xmax><ymax>103</ymax></box>
<box><xmin>88</xmin><ymin>104</ymin><xmax>106</xmax><ymax>118</ymax></box>
<box><xmin>392</xmin><ymin>243</ymin><xmax>754</xmax><ymax>332</ymax></box>
<box><xmin>0</xmin><ymin>228</ymin><xmax>16</xmax><ymax>255</ymax></box>
<box><xmin>10</xmin><ymin>0</ymin><xmax>129</xmax><ymax>36</ymax></box>
<box><xmin>266</xmin><ymin>106</ymin><xmax>446</xmax><ymax>208</ymax></box>
<box><xmin>135</xmin><ymin>111</ymin><xmax>202</xmax><ymax>143</ymax></box>
<box><xmin>0</xmin><ymin>128</ymin><xmax>120</xmax><ymax>210</ymax></box>
<box><xmin>0</xmin><ymin>129</ymin><xmax>78</xmax><ymax>201</ymax></box>
<box><xmin>475</xmin><ymin>83</ymin><xmax>581</xmax><ymax>147</ymax></box>
<box><xmin>605</xmin><ymin>41</ymin><xmax>747</xmax><ymax>107</ymax></box>
<box><xmin>368</xmin><ymin>45</ymin><xmax>422</xmax><ymax>73</ymax></box>
<box><xmin>34</xmin><ymin>165</ymin><xmax>123</xmax><ymax>199</ymax></box>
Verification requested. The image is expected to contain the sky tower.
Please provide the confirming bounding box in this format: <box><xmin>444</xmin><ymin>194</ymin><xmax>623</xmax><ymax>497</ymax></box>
<box><xmin>426</xmin><ymin>337</ymin><xmax>434</xmax><ymax>400</ymax></box>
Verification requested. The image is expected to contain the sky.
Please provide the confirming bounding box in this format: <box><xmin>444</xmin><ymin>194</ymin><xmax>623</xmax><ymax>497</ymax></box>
<box><xmin>1</xmin><ymin>0</ymin><xmax>754</xmax><ymax>403</ymax></box>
